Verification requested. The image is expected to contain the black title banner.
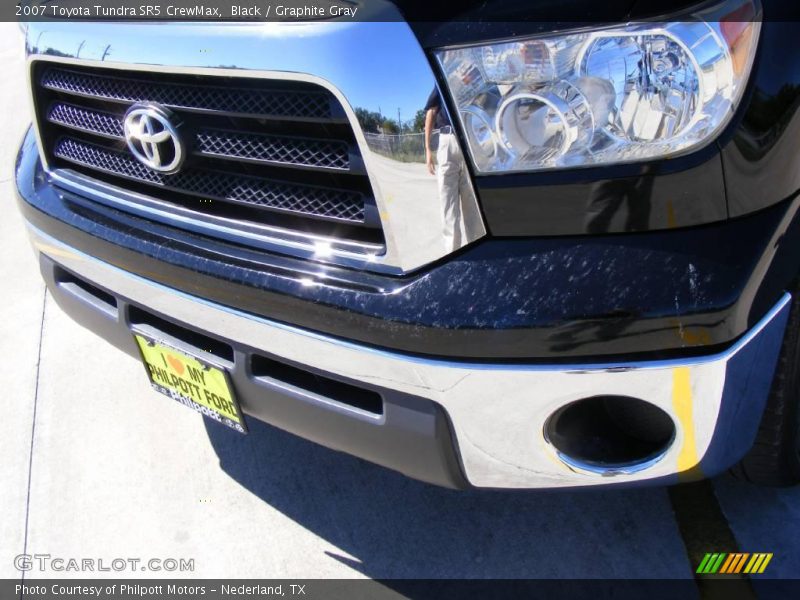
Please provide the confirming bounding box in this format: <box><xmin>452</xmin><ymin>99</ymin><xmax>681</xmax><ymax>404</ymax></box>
<box><xmin>11</xmin><ymin>0</ymin><xmax>797</xmax><ymax>24</ymax></box>
<box><xmin>3</xmin><ymin>578</ymin><xmax>764</xmax><ymax>600</ymax></box>
<box><xmin>16</xmin><ymin>1</ymin><xmax>369</xmax><ymax>21</ymax></box>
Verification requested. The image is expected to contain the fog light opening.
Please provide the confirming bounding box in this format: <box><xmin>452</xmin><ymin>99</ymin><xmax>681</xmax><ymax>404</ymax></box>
<box><xmin>544</xmin><ymin>396</ymin><xmax>676</xmax><ymax>474</ymax></box>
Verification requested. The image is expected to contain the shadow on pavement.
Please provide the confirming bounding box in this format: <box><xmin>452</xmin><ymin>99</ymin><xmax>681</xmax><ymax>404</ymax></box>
<box><xmin>713</xmin><ymin>473</ymin><xmax>800</xmax><ymax>581</ymax></box>
<box><xmin>205</xmin><ymin>417</ymin><xmax>693</xmax><ymax>580</ymax></box>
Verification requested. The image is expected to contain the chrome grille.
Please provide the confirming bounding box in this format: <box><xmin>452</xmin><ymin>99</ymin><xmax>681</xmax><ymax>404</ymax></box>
<box><xmin>34</xmin><ymin>62</ymin><xmax>382</xmax><ymax>247</ymax></box>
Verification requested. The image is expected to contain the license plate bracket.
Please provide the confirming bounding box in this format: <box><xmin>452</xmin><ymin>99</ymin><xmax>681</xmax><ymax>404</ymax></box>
<box><xmin>133</xmin><ymin>332</ymin><xmax>247</xmax><ymax>434</ymax></box>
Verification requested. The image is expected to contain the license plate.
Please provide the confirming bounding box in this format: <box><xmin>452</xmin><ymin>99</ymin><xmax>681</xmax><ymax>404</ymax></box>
<box><xmin>133</xmin><ymin>333</ymin><xmax>247</xmax><ymax>434</ymax></box>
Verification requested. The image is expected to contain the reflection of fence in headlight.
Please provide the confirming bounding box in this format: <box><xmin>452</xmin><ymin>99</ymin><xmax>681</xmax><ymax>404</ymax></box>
<box><xmin>364</xmin><ymin>131</ymin><xmax>429</xmax><ymax>163</ymax></box>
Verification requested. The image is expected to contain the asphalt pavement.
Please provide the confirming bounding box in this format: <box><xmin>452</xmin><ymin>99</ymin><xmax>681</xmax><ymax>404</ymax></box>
<box><xmin>1</xmin><ymin>23</ymin><xmax>799</xmax><ymax>587</ymax></box>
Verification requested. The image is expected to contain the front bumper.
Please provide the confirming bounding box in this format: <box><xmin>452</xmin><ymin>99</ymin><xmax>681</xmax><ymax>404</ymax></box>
<box><xmin>24</xmin><ymin>222</ymin><xmax>791</xmax><ymax>489</ymax></box>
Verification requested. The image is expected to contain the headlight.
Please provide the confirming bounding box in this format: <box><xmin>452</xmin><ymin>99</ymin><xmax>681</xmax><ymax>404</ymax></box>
<box><xmin>434</xmin><ymin>0</ymin><xmax>761</xmax><ymax>173</ymax></box>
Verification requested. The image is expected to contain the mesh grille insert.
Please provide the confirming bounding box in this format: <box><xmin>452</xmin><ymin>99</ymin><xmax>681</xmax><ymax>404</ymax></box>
<box><xmin>46</xmin><ymin>102</ymin><xmax>352</xmax><ymax>170</ymax></box>
<box><xmin>54</xmin><ymin>138</ymin><xmax>367</xmax><ymax>224</ymax></box>
<box><xmin>41</xmin><ymin>67</ymin><xmax>335</xmax><ymax>120</ymax></box>
<box><xmin>196</xmin><ymin>129</ymin><xmax>351</xmax><ymax>170</ymax></box>
<box><xmin>48</xmin><ymin>103</ymin><xmax>124</xmax><ymax>138</ymax></box>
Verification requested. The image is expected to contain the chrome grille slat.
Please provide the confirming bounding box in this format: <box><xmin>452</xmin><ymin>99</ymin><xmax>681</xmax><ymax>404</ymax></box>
<box><xmin>54</xmin><ymin>138</ymin><xmax>367</xmax><ymax>224</ymax></box>
<box><xmin>46</xmin><ymin>102</ymin><xmax>353</xmax><ymax>171</ymax></box>
<box><xmin>41</xmin><ymin>67</ymin><xmax>336</xmax><ymax>121</ymax></box>
<box><xmin>195</xmin><ymin>130</ymin><xmax>351</xmax><ymax>171</ymax></box>
<box><xmin>48</xmin><ymin>103</ymin><xmax>124</xmax><ymax>138</ymax></box>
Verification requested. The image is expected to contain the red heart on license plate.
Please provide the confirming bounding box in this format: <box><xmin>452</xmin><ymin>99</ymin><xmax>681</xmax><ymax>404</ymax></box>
<box><xmin>167</xmin><ymin>354</ymin><xmax>185</xmax><ymax>376</ymax></box>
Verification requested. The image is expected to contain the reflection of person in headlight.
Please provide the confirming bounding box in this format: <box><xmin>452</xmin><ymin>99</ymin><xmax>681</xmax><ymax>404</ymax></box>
<box><xmin>424</xmin><ymin>88</ymin><xmax>472</xmax><ymax>252</ymax></box>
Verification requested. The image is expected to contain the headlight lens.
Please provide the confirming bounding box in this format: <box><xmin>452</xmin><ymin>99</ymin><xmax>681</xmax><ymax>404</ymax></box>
<box><xmin>434</xmin><ymin>0</ymin><xmax>760</xmax><ymax>173</ymax></box>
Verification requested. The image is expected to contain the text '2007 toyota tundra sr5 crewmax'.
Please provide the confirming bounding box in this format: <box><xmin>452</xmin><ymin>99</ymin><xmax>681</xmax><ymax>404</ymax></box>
<box><xmin>14</xmin><ymin>0</ymin><xmax>800</xmax><ymax>489</ymax></box>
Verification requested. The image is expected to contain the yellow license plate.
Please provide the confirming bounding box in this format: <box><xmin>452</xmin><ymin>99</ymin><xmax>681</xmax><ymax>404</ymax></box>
<box><xmin>134</xmin><ymin>334</ymin><xmax>247</xmax><ymax>434</ymax></box>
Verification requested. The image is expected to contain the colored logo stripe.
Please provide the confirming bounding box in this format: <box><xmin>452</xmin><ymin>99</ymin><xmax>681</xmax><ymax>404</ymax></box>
<box><xmin>719</xmin><ymin>553</ymin><xmax>738</xmax><ymax>573</ymax></box>
<box><xmin>744</xmin><ymin>553</ymin><xmax>773</xmax><ymax>574</ymax></box>
<box><xmin>697</xmin><ymin>553</ymin><xmax>773</xmax><ymax>574</ymax></box>
<box><xmin>722</xmin><ymin>553</ymin><xmax>749</xmax><ymax>573</ymax></box>
<box><xmin>697</xmin><ymin>553</ymin><xmax>726</xmax><ymax>574</ymax></box>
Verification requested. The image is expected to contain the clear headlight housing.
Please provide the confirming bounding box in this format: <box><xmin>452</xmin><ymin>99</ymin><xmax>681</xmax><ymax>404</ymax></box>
<box><xmin>434</xmin><ymin>0</ymin><xmax>761</xmax><ymax>173</ymax></box>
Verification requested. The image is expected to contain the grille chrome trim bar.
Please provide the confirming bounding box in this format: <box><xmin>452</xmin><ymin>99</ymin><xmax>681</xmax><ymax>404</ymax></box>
<box><xmin>51</xmin><ymin>168</ymin><xmax>385</xmax><ymax>258</ymax></box>
<box><xmin>26</xmin><ymin>18</ymin><xmax>488</xmax><ymax>274</ymax></box>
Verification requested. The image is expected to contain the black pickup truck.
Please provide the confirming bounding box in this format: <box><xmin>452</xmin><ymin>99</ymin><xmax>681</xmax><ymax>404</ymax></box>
<box><xmin>14</xmin><ymin>0</ymin><xmax>800</xmax><ymax>489</ymax></box>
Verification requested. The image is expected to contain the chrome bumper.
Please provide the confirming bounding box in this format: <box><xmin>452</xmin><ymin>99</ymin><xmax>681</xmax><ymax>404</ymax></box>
<box><xmin>27</xmin><ymin>224</ymin><xmax>792</xmax><ymax>489</ymax></box>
